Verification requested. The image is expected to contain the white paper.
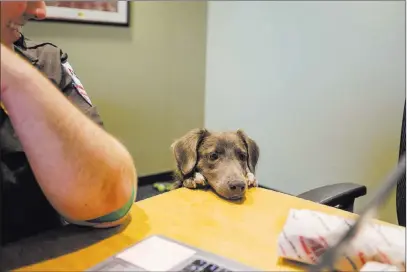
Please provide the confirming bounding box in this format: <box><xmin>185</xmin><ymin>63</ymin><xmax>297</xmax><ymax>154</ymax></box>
<box><xmin>360</xmin><ymin>262</ymin><xmax>401</xmax><ymax>271</ymax></box>
<box><xmin>116</xmin><ymin>236</ymin><xmax>197</xmax><ymax>271</ymax></box>
<box><xmin>277</xmin><ymin>209</ymin><xmax>406</xmax><ymax>272</ymax></box>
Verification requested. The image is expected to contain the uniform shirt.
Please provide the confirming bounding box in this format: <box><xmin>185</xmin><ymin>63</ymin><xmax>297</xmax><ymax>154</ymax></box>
<box><xmin>0</xmin><ymin>35</ymin><xmax>104</xmax><ymax>245</ymax></box>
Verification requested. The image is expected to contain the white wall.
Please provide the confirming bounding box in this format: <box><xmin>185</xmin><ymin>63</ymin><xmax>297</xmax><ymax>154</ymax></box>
<box><xmin>205</xmin><ymin>1</ymin><xmax>405</xmax><ymax>220</ymax></box>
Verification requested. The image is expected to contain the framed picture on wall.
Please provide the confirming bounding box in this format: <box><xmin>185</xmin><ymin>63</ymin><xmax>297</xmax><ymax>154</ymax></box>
<box><xmin>42</xmin><ymin>1</ymin><xmax>130</xmax><ymax>27</ymax></box>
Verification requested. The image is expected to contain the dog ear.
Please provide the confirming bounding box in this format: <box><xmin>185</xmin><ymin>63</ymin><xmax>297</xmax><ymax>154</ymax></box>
<box><xmin>236</xmin><ymin>129</ymin><xmax>260</xmax><ymax>173</ymax></box>
<box><xmin>171</xmin><ymin>128</ymin><xmax>208</xmax><ymax>176</ymax></box>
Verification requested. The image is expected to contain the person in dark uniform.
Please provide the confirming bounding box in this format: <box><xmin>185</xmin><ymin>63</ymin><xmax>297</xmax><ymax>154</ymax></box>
<box><xmin>1</xmin><ymin>1</ymin><xmax>137</xmax><ymax>245</ymax></box>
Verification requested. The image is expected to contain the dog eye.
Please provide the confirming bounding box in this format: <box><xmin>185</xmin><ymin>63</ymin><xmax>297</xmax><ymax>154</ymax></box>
<box><xmin>209</xmin><ymin>152</ymin><xmax>218</xmax><ymax>161</ymax></box>
<box><xmin>238</xmin><ymin>152</ymin><xmax>247</xmax><ymax>161</ymax></box>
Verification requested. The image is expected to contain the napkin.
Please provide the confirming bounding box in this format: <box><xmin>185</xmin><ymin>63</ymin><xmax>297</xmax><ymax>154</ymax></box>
<box><xmin>277</xmin><ymin>209</ymin><xmax>405</xmax><ymax>271</ymax></box>
<box><xmin>360</xmin><ymin>261</ymin><xmax>401</xmax><ymax>271</ymax></box>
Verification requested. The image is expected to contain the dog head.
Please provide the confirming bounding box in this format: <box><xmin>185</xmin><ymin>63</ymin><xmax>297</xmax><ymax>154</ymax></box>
<box><xmin>171</xmin><ymin>128</ymin><xmax>260</xmax><ymax>200</ymax></box>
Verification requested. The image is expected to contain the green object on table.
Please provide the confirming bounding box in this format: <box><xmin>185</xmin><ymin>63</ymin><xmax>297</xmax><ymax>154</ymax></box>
<box><xmin>153</xmin><ymin>182</ymin><xmax>173</xmax><ymax>192</ymax></box>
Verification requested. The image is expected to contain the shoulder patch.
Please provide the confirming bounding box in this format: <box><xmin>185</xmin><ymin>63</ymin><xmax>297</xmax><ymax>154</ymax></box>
<box><xmin>62</xmin><ymin>62</ymin><xmax>93</xmax><ymax>106</ymax></box>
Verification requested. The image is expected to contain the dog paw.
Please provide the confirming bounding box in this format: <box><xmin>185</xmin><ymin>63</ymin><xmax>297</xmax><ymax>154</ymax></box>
<box><xmin>183</xmin><ymin>178</ymin><xmax>197</xmax><ymax>189</ymax></box>
<box><xmin>182</xmin><ymin>172</ymin><xmax>207</xmax><ymax>189</ymax></box>
<box><xmin>246</xmin><ymin>172</ymin><xmax>258</xmax><ymax>187</ymax></box>
<box><xmin>194</xmin><ymin>172</ymin><xmax>207</xmax><ymax>186</ymax></box>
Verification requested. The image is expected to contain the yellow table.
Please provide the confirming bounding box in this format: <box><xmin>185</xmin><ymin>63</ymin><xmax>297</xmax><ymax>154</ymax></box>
<box><xmin>7</xmin><ymin>187</ymin><xmax>393</xmax><ymax>271</ymax></box>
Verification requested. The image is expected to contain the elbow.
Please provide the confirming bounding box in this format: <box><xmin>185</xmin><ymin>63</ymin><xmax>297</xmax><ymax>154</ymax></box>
<box><xmin>65</xmin><ymin>149</ymin><xmax>138</xmax><ymax>224</ymax></box>
<box><xmin>64</xmin><ymin>160</ymin><xmax>137</xmax><ymax>227</ymax></box>
<box><xmin>100</xmin><ymin>153</ymin><xmax>138</xmax><ymax>218</ymax></box>
<box><xmin>108</xmin><ymin>169</ymin><xmax>138</xmax><ymax>213</ymax></box>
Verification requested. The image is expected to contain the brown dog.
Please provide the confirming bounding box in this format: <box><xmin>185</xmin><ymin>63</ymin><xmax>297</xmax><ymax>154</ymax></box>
<box><xmin>170</xmin><ymin>128</ymin><xmax>260</xmax><ymax>200</ymax></box>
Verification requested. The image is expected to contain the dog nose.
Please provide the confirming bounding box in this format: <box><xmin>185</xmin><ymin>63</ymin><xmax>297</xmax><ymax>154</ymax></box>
<box><xmin>228</xmin><ymin>180</ymin><xmax>246</xmax><ymax>192</ymax></box>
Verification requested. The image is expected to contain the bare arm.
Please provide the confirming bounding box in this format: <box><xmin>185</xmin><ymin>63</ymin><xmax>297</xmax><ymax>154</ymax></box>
<box><xmin>0</xmin><ymin>44</ymin><xmax>137</xmax><ymax>225</ymax></box>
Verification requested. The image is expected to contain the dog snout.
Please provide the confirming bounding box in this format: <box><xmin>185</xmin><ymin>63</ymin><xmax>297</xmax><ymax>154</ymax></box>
<box><xmin>228</xmin><ymin>180</ymin><xmax>246</xmax><ymax>192</ymax></box>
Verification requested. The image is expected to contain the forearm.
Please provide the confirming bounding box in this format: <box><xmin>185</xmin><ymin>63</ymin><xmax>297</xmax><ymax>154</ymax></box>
<box><xmin>1</xmin><ymin>46</ymin><xmax>137</xmax><ymax>222</ymax></box>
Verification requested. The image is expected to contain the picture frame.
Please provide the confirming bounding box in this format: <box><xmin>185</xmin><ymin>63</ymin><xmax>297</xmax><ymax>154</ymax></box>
<box><xmin>42</xmin><ymin>1</ymin><xmax>130</xmax><ymax>27</ymax></box>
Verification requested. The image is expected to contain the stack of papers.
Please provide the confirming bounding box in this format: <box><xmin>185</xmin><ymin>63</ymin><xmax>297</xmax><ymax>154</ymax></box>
<box><xmin>277</xmin><ymin>209</ymin><xmax>405</xmax><ymax>271</ymax></box>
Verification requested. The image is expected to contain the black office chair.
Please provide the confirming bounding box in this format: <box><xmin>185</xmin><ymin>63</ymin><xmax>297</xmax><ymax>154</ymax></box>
<box><xmin>295</xmin><ymin>183</ymin><xmax>366</xmax><ymax>212</ymax></box>
<box><xmin>396</xmin><ymin>101</ymin><xmax>405</xmax><ymax>227</ymax></box>
<box><xmin>259</xmin><ymin>178</ymin><xmax>367</xmax><ymax>212</ymax></box>
<box><xmin>259</xmin><ymin>182</ymin><xmax>366</xmax><ymax>213</ymax></box>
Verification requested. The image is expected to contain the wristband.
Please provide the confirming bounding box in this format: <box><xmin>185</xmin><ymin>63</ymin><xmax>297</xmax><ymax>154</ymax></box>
<box><xmin>85</xmin><ymin>186</ymin><xmax>135</xmax><ymax>224</ymax></box>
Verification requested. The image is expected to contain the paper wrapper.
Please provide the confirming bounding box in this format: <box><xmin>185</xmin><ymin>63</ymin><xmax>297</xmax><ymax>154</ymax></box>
<box><xmin>360</xmin><ymin>262</ymin><xmax>401</xmax><ymax>271</ymax></box>
<box><xmin>277</xmin><ymin>209</ymin><xmax>406</xmax><ymax>271</ymax></box>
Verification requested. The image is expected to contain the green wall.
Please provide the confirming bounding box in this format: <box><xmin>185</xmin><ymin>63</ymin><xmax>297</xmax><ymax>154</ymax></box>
<box><xmin>23</xmin><ymin>1</ymin><xmax>207</xmax><ymax>176</ymax></box>
<box><xmin>22</xmin><ymin>1</ymin><xmax>401</xmax><ymax>224</ymax></box>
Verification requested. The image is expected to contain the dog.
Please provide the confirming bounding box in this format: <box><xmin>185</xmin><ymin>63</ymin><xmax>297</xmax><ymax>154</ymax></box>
<box><xmin>170</xmin><ymin>128</ymin><xmax>260</xmax><ymax>200</ymax></box>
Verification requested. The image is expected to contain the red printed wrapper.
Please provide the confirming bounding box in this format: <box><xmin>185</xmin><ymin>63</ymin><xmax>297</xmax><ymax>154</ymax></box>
<box><xmin>277</xmin><ymin>209</ymin><xmax>406</xmax><ymax>271</ymax></box>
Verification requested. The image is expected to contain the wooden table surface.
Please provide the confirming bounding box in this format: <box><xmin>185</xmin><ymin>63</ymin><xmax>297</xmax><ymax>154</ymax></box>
<box><xmin>1</xmin><ymin>187</ymin><xmax>394</xmax><ymax>271</ymax></box>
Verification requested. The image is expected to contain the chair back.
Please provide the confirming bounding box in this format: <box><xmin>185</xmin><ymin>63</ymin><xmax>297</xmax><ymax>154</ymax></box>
<box><xmin>396</xmin><ymin>101</ymin><xmax>405</xmax><ymax>227</ymax></box>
